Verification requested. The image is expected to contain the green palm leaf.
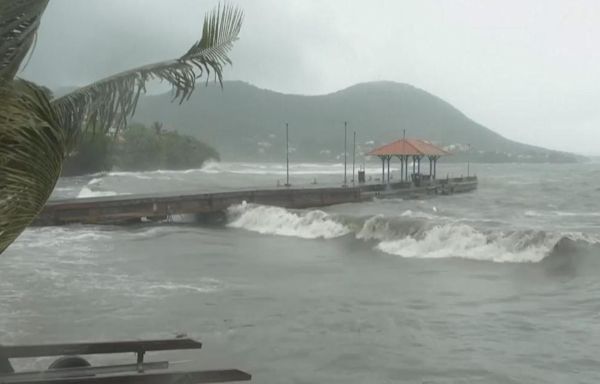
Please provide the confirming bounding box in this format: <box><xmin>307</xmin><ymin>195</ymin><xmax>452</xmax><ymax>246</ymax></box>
<box><xmin>0</xmin><ymin>79</ymin><xmax>64</xmax><ymax>254</ymax></box>
<box><xmin>0</xmin><ymin>0</ymin><xmax>49</xmax><ymax>80</ymax></box>
<box><xmin>52</xmin><ymin>3</ymin><xmax>243</xmax><ymax>151</ymax></box>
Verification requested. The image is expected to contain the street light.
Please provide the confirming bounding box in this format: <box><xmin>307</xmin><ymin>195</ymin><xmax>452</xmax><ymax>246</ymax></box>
<box><xmin>285</xmin><ymin>123</ymin><xmax>291</xmax><ymax>187</ymax></box>
<box><xmin>467</xmin><ymin>143</ymin><xmax>471</xmax><ymax>177</ymax></box>
<box><xmin>343</xmin><ymin>121</ymin><xmax>348</xmax><ymax>187</ymax></box>
<box><xmin>352</xmin><ymin>130</ymin><xmax>356</xmax><ymax>184</ymax></box>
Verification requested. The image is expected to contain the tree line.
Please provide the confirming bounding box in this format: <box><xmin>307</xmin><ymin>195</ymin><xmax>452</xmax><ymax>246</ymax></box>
<box><xmin>62</xmin><ymin>122</ymin><xmax>220</xmax><ymax>176</ymax></box>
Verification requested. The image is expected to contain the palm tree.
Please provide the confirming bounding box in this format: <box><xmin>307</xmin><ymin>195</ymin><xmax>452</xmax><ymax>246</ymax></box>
<box><xmin>0</xmin><ymin>0</ymin><xmax>243</xmax><ymax>254</ymax></box>
<box><xmin>151</xmin><ymin>121</ymin><xmax>165</xmax><ymax>136</ymax></box>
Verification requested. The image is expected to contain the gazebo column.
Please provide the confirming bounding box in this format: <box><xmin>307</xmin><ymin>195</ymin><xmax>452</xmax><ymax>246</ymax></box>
<box><xmin>399</xmin><ymin>156</ymin><xmax>404</xmax><ymax>182</ymax></box>
<box><xmin>368</xmin><ymin>141</ymin><xmax>447</xmax><ymax>185</ymax></box>
<box><xmin>386</xmin><ymin>156</ymin><xmax>391</xmax><ymax>184</ymax></box>
<box><xmin>428</xmin><ymin>156</ymin><xmax>433</xmax><ymax>178</ymax></box>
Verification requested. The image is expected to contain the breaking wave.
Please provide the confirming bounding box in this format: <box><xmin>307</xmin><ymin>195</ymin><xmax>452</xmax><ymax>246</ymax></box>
<box><xmin>376</xmin><ymin>224</ymin><xmax>560</xmax><ymax>263</ymax></box>
<box><xmin>227</xmin><ymin>202</ymin><xmax>351</xmax><ymax>239</ymax></box>
<box><xmin>76</xmin><ymin>175</ymin><xmax>132</xmax><ymax>198</ymax></box>
<box><xmin>355</xmin><ymin>214</ymin><xmax>426</xmax><ymax>241</ymax></box>
<box><xmin>225</xmin><ymin>203</ymin><xmax>599</xmax><ymax>263</ymax></box>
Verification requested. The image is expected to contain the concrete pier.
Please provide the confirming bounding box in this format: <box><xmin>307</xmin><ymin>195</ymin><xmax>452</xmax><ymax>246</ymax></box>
<box><xmin>33</xmin><ymin>177</ymin><xmax>478</xmax><ymax>226</ymax></box>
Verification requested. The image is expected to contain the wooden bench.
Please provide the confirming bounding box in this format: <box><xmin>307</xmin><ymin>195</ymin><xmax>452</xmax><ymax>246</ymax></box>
<box><xmin>0</xmin><ymin>338</ymin><xmax>251</xmax><ymax>383</ymax></box>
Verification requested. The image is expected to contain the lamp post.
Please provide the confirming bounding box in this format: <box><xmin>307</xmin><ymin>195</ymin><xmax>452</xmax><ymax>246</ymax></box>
<box><xmin>285</xmin><ymin>123</ymin><xmax>290</xmax><ymax>187</ymax></box>
<box><xmin>343</xmin><ymin>121</ymin><xmax>348</xmax><ymax>186</ymax></box>
<box><xmin>352</xmin><ymin>130</ymin><xmax>356</xmax><ymax>184</ymax></box>
<box><xmin>467</xmin><ymin>143</ymin><xmax>471</xmax><ymax>177</ymax></box>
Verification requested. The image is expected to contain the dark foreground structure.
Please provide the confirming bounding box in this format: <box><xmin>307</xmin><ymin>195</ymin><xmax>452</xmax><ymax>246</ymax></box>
<box><xmin>0</xmin><ymin>337</ymin><xmax>251</xmax><ymax>383</ymax></box>
<box><xmin>34</xmin><ymin>176</ymin><xmax>477</xmax><ymax>226</ymax></box>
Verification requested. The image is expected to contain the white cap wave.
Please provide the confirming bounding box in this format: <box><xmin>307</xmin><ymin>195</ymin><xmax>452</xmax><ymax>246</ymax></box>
<box><xmin>226</xmin><ymin>204</ymin><xmax>592</xmax><ymax>264</ymax></box>
<box><xmin>227</xmin><ymin>202</ymin><xmax>350</xmax><ymax>239</ymax></box>
<box><xmin>376</xmin><ymin>223</ymin><xmax>559</xmax><ymax>263</ymax></box>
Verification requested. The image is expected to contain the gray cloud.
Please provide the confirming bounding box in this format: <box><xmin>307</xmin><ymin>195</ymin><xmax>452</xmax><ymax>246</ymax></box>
<box><xmin>21</xmin><ymin>0</ymin><xmax>600</xmax><ymax>154</ymax></box>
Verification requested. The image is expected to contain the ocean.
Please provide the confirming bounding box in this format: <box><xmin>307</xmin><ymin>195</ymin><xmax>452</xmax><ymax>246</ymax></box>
<box><xmin>2</xmin><ymin>161</ymin><xmax>600</xmax><ymax>383</ymax></box>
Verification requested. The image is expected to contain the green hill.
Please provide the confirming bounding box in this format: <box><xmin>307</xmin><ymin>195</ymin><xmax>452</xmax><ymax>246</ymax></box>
<box><xmin>131</xmin><ymin>81</ymin><xmax>579</xmax><ymax>163</ymax></box>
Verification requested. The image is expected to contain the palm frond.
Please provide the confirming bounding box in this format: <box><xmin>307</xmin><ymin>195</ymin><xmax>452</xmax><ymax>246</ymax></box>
<box><xmin>0</xmin><ymin>79</ymin><xmax>65</xmax><ymax>253</ymax></box>
<box><xmin>0</xmin><ymin>0</ymin><xmax>49</xmax><ymax>81</ymax></box>
<box><xmin>51</xmin><ymin>4</ymin><xmax>243</xmax><ymax>150</ymax></box>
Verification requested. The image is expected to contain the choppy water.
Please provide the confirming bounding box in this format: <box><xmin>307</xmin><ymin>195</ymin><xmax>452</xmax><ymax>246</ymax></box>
<box><xmin>2</xmin><ymin>162</ymin><xmax>600</xmax><ymax>383</ymax></box>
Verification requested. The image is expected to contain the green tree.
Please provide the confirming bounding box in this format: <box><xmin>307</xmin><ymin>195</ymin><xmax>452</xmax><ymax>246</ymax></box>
<box><xmin>62</xmin><ymin>131</ymin><xmax>113</xmax><ymax>176</ymax></box>
<box><xmin>116</xmin><ymin>124</ymin><xmax>220</xmax><ymax>171</ymax></box>
<box><xmin>117</xmin><ymin>124</ymin><xmax>163</xmax><ymax>171</ymax></box>
<box><xmin>151</xmin><ymin>121</ymin><xmax>164</xmax><ymax>136</ymax></box>
<box><xmin>160</xmin><ymin>130</ymin><xmax>220</xmax><ymax>170</ymax></box>
<box><xmin>61</xmin><ymin>123</ymin><xmax>221</xmax><ymax>175</ymax></box>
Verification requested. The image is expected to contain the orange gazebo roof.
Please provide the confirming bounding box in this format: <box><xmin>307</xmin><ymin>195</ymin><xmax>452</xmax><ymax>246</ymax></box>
<box><xmin>368</xmin><ymin>138</ymin><xmax>450</xmax><ymax>157</ymax></box>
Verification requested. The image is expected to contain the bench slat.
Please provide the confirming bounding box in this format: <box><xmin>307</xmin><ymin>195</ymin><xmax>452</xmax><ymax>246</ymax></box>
<box><xmin>0</xmin><ymin>362</ymin><xmax>168</xmax><ymax>382</ymax></box>
<box><xmin>0</xmin><ymin>338</ymin><xmax>201</xmax><ymax>358</ymax></box>
<box><xmin>0</xmin><ymin>369</ymin><xmax>251</xmax><ymax>384</ymax></box>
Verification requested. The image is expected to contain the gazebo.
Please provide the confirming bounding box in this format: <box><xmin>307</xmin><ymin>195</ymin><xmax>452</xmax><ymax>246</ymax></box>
<box><xmin>368</xmin><ymin>138</ymin><xmax>450</xmax><ymax>184</ymax></box>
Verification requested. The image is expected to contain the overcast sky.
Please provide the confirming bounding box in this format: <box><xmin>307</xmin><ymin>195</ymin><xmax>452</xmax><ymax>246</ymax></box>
<box><xmin>22</xmin><ymin>0</ymin><xmax>600</xmax><ymax>154</ymax></box>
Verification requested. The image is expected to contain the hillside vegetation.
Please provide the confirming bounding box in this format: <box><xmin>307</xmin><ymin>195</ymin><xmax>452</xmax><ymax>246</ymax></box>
<box><xmin>62</xmin><ymin>123</ymin><xmax>219</xmax><ymax>176</ymax></box>
<box><xmin>131</xmin><ymin>81</ymin><xmax>579</xmax><ymax>163</ymax></box>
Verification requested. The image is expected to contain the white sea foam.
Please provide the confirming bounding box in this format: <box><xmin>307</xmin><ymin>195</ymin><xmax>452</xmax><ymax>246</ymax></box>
<box><xmin>356</xmin><ymin>215</ymin><xmax>397</xmax><ymax>241</ymax></box>
<box><xmin>146</xmin><ymin>280</ymin><xmax>221</xmax><ymax>294</ymax></box>
<box><xmin>195</xmin><ymin>162</ymin><xmax>400</xmax><ymax>176</ymax></box>
<box><xmin>199</xmin><ymin>161</ymin><xmax>221</xmax><ymax>174</ymax></box>
<box><xmin>126</xmin><ymin>226</ymin><xmax>185</xmax><ymax>240</ymax></box>
<box><xmin>227</xmin><ymin>202</ymin><xmax>350</xmax><ymax>239</ymax></box>
<box><xmin>77</xmin><ymin>187</ymin><xmax>120</xmax><ymax>198</ymax></box>
<box><xmin>554</xmin><ymin>211</ymin><xmax>600</xmax><ymax>217</ymax></box>
<box><xmin>106</xmin><ymin>169</ymin><xmax>204</xmax><ymax>178</ymax></box>
<box><xmin>53</xmin><ymin>187</ymin><xmax>76</xmax><ymax>192</ymax></box>
<box><xmin>524</xmin><ymin>210</ymin><xmax>543</xmax><ymax>217</ymax></box>
<box><xmin>105</xmin><ymin>171</ymin><xmax>164</xmax><ymax>179</ymax></box>
<box><xmin>400</xmin><ymin>209</ymin><xmax>436</xmax><ymax>219</ymax></box>
<box><xmin>376</xmin><ymin>223</ymin><xmax>559</xmax><ymax>263</ymax></box>
<box><xmin>560</xmin><ymin>231</ymin><xmax>600</xmax><ymax>244</ymax></box>
<box><xmin>9</xmin><ymin>227</ymin><xmax>112</xmax><ymax>250</ymax></box>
